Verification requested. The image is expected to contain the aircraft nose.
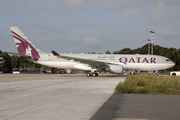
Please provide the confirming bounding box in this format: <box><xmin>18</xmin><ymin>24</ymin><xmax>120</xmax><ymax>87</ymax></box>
<box><xmin>171</xmin><ymin>61</ymin><xmax>175</xmax><ymax>67</ymax></box>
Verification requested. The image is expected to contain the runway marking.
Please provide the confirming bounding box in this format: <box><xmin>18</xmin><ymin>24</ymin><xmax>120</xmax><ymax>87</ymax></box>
<box><xmin>0</xmin><ymin>91</ymin><xmax>40</xmax><ymax>102</ymax></box>
<box><xmin>0</xmin><ymin>81</ymin><xmax>68</xmax><ymax>95</ymax></box>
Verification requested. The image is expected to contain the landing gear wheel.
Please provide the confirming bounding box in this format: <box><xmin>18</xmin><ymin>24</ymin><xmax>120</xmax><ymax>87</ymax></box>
<box><xmin>86</xmin><ymin>72</ymin><xmax>98</xmax><ymax>77</ymax></box>
<box><xmin>92</xmin><ymin>73</ymin><xmax>98</xmax><ymax>77</ymax></box>
<box><xmin>86</xmin><ymin>73</ymin><xmax>91</xmax><ymax>77</ymax></box>
<box><xmin>92</xmin><ymin>73</ymin><xmax>96</xmax><ymax>77</ymax></box>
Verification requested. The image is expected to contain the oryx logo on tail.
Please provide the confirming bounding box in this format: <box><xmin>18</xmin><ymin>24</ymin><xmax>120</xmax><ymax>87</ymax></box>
<box><xmin>11</xmin><ymin>30</ymin><xmax>40</xmax><ymax>61</ymax></box>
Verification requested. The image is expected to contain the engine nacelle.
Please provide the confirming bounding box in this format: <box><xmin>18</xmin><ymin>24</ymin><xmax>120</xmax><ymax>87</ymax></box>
<box><xmin>105</xmin><ymin>65</ymin><xmax>123</xmax><ymax>74</ymax></box>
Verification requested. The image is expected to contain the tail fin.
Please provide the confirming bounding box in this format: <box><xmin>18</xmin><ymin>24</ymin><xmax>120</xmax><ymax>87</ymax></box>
<box><xmin>10</xmin><ymin>27</ymin><xmax>44</xmax><ymax>61</ymax></box>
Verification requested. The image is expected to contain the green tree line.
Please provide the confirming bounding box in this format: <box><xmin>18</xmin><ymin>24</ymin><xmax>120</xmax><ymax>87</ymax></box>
<box><xmin>0</xmin><ymin>44</ymin><xmax>179</xmax><ymax>71</ymax></box>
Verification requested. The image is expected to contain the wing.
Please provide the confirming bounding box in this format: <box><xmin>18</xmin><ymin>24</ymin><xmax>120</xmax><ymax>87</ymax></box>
<box><xmin>51</xmin><ymin>51</ymin><xmax>107</xmax><ymax>67</ymax></box>
<box><xmin>5</xmin><ymin>52</ymin><xmax>31</xmax><ymax>59</ymax></box>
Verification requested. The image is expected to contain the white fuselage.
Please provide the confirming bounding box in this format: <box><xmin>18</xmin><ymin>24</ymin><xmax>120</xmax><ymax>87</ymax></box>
<box><xmin>29</xmin><ymin>53</ymin><xmax>175</xmax><ymax>71</ymax></box>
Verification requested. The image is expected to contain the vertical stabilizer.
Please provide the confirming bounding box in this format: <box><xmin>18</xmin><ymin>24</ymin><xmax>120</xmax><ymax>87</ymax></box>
<box><xmin>10</xmin><ymin>27</ymin><xmax>44</xmax><ymax>61</ymax></box>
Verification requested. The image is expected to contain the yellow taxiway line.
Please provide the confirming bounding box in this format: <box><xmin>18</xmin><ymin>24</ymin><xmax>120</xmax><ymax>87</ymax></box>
<box><xmin>0</xmin><ymin>91</ymin><xmax>40</xmax><ymax>102</ymax></box>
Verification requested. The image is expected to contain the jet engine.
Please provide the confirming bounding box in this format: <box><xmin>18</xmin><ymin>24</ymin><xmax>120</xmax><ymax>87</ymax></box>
<box><xmin>105</xmin><ymin>65</ymin><xmax>123</xmax><ymax>74</ymax></box>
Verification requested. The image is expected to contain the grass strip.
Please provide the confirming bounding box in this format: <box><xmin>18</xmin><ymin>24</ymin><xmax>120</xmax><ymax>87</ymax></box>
<box><xmin>114</xmin><ymin>75</ymin><xmax>180</xmax><ymax>95</ymax></box>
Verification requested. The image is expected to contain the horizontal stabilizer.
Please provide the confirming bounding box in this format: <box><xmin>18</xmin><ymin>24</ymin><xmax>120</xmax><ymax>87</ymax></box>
<box><xmin>51</xmin><ymin>51</ymin><xmax>60</xmax><ymax>56</ymax></box>
<box><xmin>5</xmin><ymin>52</ymin><xmax>31</xmax><ymax>59</ymax></box>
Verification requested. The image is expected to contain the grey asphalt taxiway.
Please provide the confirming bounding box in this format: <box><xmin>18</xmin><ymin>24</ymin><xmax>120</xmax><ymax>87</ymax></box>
<box><xmin>0</xmin><ymin>74</ymin><xmax>125</xmax><ymax>120</ymax></box>
<box><xmin>1</xmin><ymin>74</ymin><xmax>180</xmax><ymax>120</ymax></box>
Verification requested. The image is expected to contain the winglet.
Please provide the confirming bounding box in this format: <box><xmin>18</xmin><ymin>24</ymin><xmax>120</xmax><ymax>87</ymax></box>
<box><xmin>51</xmin><ymin>51</ymin><xmax>60</xmax><ymax>56</ymax></box>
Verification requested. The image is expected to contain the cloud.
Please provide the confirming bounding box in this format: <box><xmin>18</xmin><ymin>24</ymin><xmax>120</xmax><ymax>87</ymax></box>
<box><xmin>156</xmin><ymin>28</ymin><xmax>178</xmax><ymax>39</ymax></box>
<box><xmin>83</xmin><ymin>37</ymin><xmax>104</xmax><ymax>48</ymax></box>
<box><xmin>124</xmin><ymin>8</ymin><xmax>141</xmax><ymax>18</ymax></box>
<box><xmin>1</xmin><ymin>0</ymin><xmax>180</xmax><ymax>53</ymax></box>
<box><xmin>67</xmin><ymin>0</ymin><xmax>84</xmax><ymax>7</ymax></box>
<box><xmin>150</xmin><ymin>1</ymin><xmax>172</xmax><ymax>22</ymax></box>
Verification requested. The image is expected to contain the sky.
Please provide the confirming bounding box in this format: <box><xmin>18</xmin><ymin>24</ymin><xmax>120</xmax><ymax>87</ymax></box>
<box><xmin>0</xmin><ymin>0</ymin><xmax>180</xmax><ymax>54</ymax></box>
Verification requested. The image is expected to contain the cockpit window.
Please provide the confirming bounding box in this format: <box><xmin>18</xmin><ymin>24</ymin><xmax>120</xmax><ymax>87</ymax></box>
<box><xmin>166</xmin><ymin>59</ymin><xmax>170</xmax><ymax>61</ymax></box>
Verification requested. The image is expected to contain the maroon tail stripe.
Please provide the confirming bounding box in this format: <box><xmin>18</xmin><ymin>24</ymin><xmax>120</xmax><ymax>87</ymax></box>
<box><xmin>13</xmin><ymin>35</ymin><xmax>25</xmax><ymax>43</ymax></box>
<box><xmin>11</xmin><ymin>31</ymin><xmax>26</xmax><ymax>42</ymax></box>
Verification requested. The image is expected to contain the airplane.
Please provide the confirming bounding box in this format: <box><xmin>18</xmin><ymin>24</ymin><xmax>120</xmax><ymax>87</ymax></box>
<box><xmin>6</xmin><ymin>27</ymin><xmax>175</xmax><ymax>77</ymax></box>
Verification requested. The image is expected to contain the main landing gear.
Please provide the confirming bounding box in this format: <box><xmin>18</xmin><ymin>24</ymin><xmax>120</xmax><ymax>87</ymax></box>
<box><xmin>86</xmin><ymin>72</ymin><xmax>99</xmax><ymax>77</ymax></box>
